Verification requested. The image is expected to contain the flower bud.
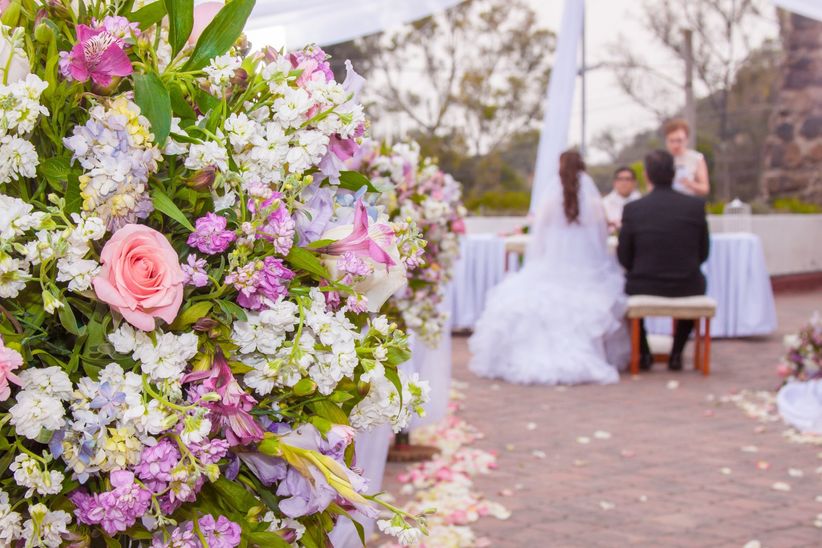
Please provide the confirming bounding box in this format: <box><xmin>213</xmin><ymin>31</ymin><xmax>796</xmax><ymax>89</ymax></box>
<box><xmin>204</xmin><ymin>463</ymin><xmax>220</xmax><ymax>482</ymax></box>
<box><xmin>42</xmin><ymin>289</ymin><xmax>64</xmax><ymax>314</ymax></box>
<box><xmin>193</xmin><ymin>317</ymin><xmax>219</xmax><ymax>332</ymax></box>
<box><xmin>186</xmin><ymin>166</ymin><xmax>216</xmax><ymax>191</ymax></box>
<box><xmin>34</xmin><ymin>21</ymin><xmax>54</xmax><ymax>44</ymax></box>
<box><xmin>230</xmin><ymin>67</ymin><xmax>248</xmax><ymax>89</ymax></box>
<box><xmin>91</xmin><ymin>75</ymin><xmax>123</xmax><ymax>96</ymax></box>
<box><xmin>1</xmin><ymin>1</ymin><xmax>21</xmax><ymax>26</ymax></box>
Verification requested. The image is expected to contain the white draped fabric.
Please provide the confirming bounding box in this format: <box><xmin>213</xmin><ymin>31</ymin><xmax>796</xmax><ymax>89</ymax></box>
<box><xmin>242</xmin><ymin>0</ymin><xmax>465</xmax><ymax>49</ymax></box>
<box><xmin>777</xmin><ymin>379</ymin><xmax>822</xmax><ymax>434</ymax></box>
<box><xmin>451</xmin><ymin>232</ymin><xmax>777</xmax><ymax>339</ymax></box>
<box><xmin>529</xmin><ymin>0</ymin><xmax>584</xmax><ymax>214</ymax></box>
<box><xmin>772</xmin><ymin>0</ymin><xmax>822</xmax><ymax>21</ymax></box>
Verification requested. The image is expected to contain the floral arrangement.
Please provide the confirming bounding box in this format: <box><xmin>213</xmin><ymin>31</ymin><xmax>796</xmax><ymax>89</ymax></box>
<box><xmin>0</xmin><ymin>0</ymin><xmax>432</xmax><ymax>546</ymax></box>
<box><xmin>777</xmin><ymin>312</ymin><xmax>822</xmax><ymax>382</ymax></box>
<box><xmin>350</xmin><ymin>140</ymin><xmax>465</xmax><ymax>347</ymax></box>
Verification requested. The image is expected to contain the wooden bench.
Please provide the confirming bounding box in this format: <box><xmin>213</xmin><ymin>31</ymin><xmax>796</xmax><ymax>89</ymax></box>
<box><xmin>626</xmin><ymin>295</ymin><xmax>718</xmax><ymax>376</ymax></box>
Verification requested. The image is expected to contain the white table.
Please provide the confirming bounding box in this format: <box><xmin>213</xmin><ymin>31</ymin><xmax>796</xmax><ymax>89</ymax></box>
<box><xmin>450</xmin><ymin>232</ymin><xmax>778</xmax><ymax>338</ymax></box>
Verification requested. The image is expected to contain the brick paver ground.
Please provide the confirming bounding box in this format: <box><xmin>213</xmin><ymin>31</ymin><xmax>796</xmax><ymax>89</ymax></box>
<box><xmin>382</xmin><ymin>290</ymin><xmax>822</xmax><ymax>547</ymax></box>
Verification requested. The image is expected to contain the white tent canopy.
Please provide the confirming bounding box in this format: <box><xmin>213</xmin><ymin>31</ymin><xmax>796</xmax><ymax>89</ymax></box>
<box><xmin>773</xmin><ymin>0</ymin><xmax>822</xmax><ymax>22</ymax></box>
<box><xmin>240</xmin><ymin>0</ymin><xmax>464</xmax><ymax>50</ymax></box>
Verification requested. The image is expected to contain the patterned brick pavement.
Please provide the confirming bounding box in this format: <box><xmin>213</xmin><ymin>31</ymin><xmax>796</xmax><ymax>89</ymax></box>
<box><xmin>382</xmin><ymin>290</ymin><xmax>822</xmax><ymax>547</ymax></box>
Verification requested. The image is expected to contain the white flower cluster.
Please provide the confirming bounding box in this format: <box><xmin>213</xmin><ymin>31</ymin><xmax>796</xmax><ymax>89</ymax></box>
<box><xmin>350</xmin><ymin>370</ymin><xmax>430</xmax><ymax>433</ymax></box>
<box><xmin>10</xmin><ymin>453</ymin><xmax>64</xmax><ymax>498</ymax></box>
<box><xmin>9</xmin><ymin>366</ymin><xmax>72</xmax><ymax>439</ymax></box>
<box><xmin>203</xmin><ymin>53</ymin><xmax>242</xmax><ymax>94</ymax></box>
<box><xmin>0</xmin><ymin>194</ymin><xmax>51</xmax><ymax>298</ymax></box>
<box><xmin>0</xmin><ymin>493</ymin><xmax>70</xmax><ymax>548</ymax></box>
<box><xmin>377</xmin><ymin>516</ymin><xmax>424</xmax><ymax>546</ymax></box>
<box><xmin>0</xmin><ymin>74</ymin><xmax>48</xmax><ymax>185</ymax></box>
<box><xmin>60</xmin><ymin>363</ymin><xmax>160</xmax><ymax>482</ymax></box>
<box><xmin>109</xmin><ymin>324</ymin><xmax>199</xmax><ymax>381</ymax></box>
<box><xmin>64</xmin><ymin>96</ymin><xmax>162</xmax><ymax>229</ymax></box>
<box><xmin>232</xmin><ymin>291</ymin><xmax>363</xmax><ymax>396</ymax></box>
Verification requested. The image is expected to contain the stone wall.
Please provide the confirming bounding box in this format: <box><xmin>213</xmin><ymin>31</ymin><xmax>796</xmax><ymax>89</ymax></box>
<box><xmin>762</xmin><ymin>11</ymin><xmax>822</xmax><ymax>203</ymax></box>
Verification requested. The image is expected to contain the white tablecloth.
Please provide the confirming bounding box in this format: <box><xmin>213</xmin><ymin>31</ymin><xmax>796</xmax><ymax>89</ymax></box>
<box><xmin>451</xmin><ymin>232</ymin><xmax>778</xmax><ymax>338</ymax></box>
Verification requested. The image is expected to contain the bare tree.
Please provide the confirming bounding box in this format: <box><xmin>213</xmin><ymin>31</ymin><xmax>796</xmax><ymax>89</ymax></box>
<box><xmin>609</xmin><ymin>0</ymin><xmax>776</xmax><ymax>199</ymax></box>
<box><xmin>328</xmin><ymin>0</ymin><xmax>554</xmax><ymax>156</ymax></box>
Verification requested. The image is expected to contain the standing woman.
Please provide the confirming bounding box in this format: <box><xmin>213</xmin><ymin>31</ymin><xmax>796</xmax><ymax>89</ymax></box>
<box><xmin>664</xmin><ymin>118</ymin><xmax>710</xmax><ymax>197</ymax></box>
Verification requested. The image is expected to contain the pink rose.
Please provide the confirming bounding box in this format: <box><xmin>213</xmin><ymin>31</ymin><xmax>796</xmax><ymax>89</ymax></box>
<box><xmin>93</xmin><ymin>224</ymin><xmax>185</xmax><ymax>331</ymax></box>
<box><xmin>189</xmin><ymin>2</ymin><xmax>223</xmax><ymax>44</ymax></box>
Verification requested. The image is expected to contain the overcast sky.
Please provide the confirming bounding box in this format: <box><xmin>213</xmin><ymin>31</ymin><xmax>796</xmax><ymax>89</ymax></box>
<box><xmin>528</xmin><ymin>0</ymin><xmax>780</xmax><ymax>162</ymax></box>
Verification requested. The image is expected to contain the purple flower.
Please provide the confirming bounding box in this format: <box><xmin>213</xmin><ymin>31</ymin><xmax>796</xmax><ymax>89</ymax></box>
<box><xmin>151</xmin><ymin>521</ymin><xmax>198</xmax><ymax>548</ymax></box>
<box><xmin>258</xmin><ymin>204</ymin><xmax>295</xmax><ymax>256</ymax></box>
<box><xmin>277</xmin><ymin>465</ymin><xmax>337</xmax><ymax>518</ymax></box>
<box><xmin>187</xmin><ymin>213</ymin><xmax>236</xmax><ymax>255</ymax></box>
<box><xmin>237</xmin><ymin>452</ymin><xmax>288</xmax><ymax>486</ymax></box>
<box><xmin>135</xmin><ymin>439</ymin><xmax>181</xmax><ymax>492</ymax></box>
<box><xmin>59</xmin><ymin>25</ymin><xmax>133</xmax><ymax>87</ymax></box>
<box><xmin>337</xmin><ymin>251</ymin><xmax>373</xmax><ymax>277</ymax></box>
<box><xmin>346</xmin><ymin>294</ymin><xmax>368</xmax><ymax>313</ymax></box>
<box><xmin>226</xmin><ymin>257</ymin><xmax>295</xmax><ymax>311</ymax></box>
<box><xmin>322</xmin><ymin>200</ymin><xmax>396</xmax><ymax>267</ymax></box>
<box><xmin>71</xmin><ymin>470</ymin><xmax>152</xmax><ymax>536</ymax></box>
<box><xmin>191</xmin><ymin>438</ymin><xmax>230</xmax><ymax>464</ymax></box>
<box><xmin>199</xmin><ymin>515</ymin><xmax>242</xmax><ymax>548</ymax></box>
<box><xmin>95</xmin><ymin>15</ymin><xmax>140</xmax><ymax>41</ymax></box>
<box><xmin>296</xmin><ymin>184</ymin><xmax>334</xmax><ymax>245</ymax></box>
<box><xmin>189</xmin><ymin>350</ymin><xmax>264</xmax><ymax>446</ymax></box>
<box><xmin>182</xmin><ymin>254</ymin><xmax>209</xmax><ymax>287</ymax></box>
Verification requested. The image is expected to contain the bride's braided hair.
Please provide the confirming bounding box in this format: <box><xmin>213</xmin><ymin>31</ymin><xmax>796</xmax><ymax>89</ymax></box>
<box><xmin>559</xmin><ymin>150</ymin><xmax>585</xmax><ymax>224</ymax></box>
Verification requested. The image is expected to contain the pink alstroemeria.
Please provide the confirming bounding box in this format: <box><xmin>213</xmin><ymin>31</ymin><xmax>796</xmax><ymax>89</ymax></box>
<box><xmin>323</xmin><ymin>201</ymin><xmax>396</xmax><ymax>267</ymax></box>
<box><xmin>0</xmin><ymin>336</ymin><xmax>22</xmax><ymax>401</ymax></box>
<box><xmin>62</xmin><ymin>25</ymin><xmax>133</xmax><ymax>86</ymax></box>
<box><xmin>188</xmin><ymin>350</ymin><xmax>264</xmax><ymax>446</ymax></box>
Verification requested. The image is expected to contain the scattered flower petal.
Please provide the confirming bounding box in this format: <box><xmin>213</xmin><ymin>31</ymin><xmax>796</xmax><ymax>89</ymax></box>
<box><xmin>666</xmin><ymin>380</ymin><xmax>679</xmax><ymax>390</ymax></box>
<box><xmin>576</xmin><ymin>436</ymin><xmax>591</xmax><ymax>445</ymax></box>
<box><xmin>772</xmin><ymin>482</ymin><xmax>792</xmax><ymax>492</ymax></box>
<box><xmin>593</xmin><ymin>430</ymin><xmax>611</xmax><ymax>440</ymax></box>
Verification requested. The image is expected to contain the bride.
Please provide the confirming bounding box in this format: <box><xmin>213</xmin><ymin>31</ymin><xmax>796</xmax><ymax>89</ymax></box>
<box><xmin>469</xmin><ymin>151</ymin><xmax>629</xmax><ymax>385</ymax></box>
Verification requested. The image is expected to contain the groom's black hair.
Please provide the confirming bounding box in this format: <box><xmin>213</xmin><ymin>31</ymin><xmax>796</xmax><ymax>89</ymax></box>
<box><xmin>644</xmin><ymin>150</ymin><xmax>675</xmax><ymax>188</ymax></box>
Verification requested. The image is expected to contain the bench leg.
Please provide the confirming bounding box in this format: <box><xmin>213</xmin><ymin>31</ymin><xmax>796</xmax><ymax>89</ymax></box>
<box><xmin>694</xmin><ymin>317</ymin><xmax>702</xmax><ymax>372</ymax></box>
<box><xmin>630</xmin><ymin>318</ymin><xmax>641</xmax><ymax>375</ymax></box>
<box><xmin>703</xmin><ymin>318</ymin><xmax>711</xmax><ymax>376</ymax></box>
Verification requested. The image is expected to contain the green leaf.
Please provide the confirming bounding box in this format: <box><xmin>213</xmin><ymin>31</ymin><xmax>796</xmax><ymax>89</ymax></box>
<box><xmin>151</xmin><ymin>189</ymin><xmax>195</xmax><ymax>231</ymax></box>
<box><xmin>134</xmin><ymin>72</ymin><xmax>172</xmax><ymax>146</ymax></box>
<box><xmin>336</xmin><ymin>171</ymin><xmax>378</xmax><ymax>193</ymax></box>
<box><xmin>58</xmin><ymin>303</ymin><xmax>81</xmax><ymax>336</ymax></box>
<box><xmin>169</xmin><ymin>83</ymin><xmax>197</xmax><ymax>120</ymax></box>
<box><xmin>306</xmin><ymin>238</ymin><xmax>335</xmax><ymax>250</ymax></box>
<box><xmin>164</xmin><ymin>0</ymin><xmax>194</xmax><ymax>57</ymax></box>
<box><xmin>216</xmin><ymin>299</ymin><xmax>247</xmax><ymax>322</ymax></box>
<box><xmin>309</xmin><ymin>400</ymin><xmax>349</xmax><ymax>426</ymax></box>
<box><xmin>329</xmin><ymin>391</ymin><xmax>354</xmax><ymax>403</ymax></box>
<box><xmin>64</xmin><ymin>173</ymin><xmax>82</xmax><ymax>216</ymax></box>
<box><xmin>310</xmin><ymin>415</ymin><xmax>333</xmax><ymax>434</ymax></box>
<box><xmin>246</xmin><ymin>531</ymin><xmax>290</xmax><ymax>548</ymax></box>
<box><xmin>286</xmin><ymin>247</ymin><xmax>330</xmax><ymax>279</ymax></box>
<box><xmin>170</xmin><ymin>301</ymin><xmax>213</xmax><ymax>331</ymax></box>
<box><xmin>384</xmin><ymin>367</ymin><xmax>404</xmax><ymax>409</ymax></box>
<box><xmin>183</xmin><ymin>0</ymin><xmax>256</xmax><ymax>71</ymax></box>
<box><xmin>127</xmin><ymin>1</ymin><xmax>167</xmax><ymax>30</ymax></box>
<box><xmin>385</xmin><ymin>345</ymin><xmax>412</xmax><ymax>367</ymax></box>
<box><xmin>38</xmin><ymin>156</ymin><xmax>70</xmax><ymax>181</ymax></box>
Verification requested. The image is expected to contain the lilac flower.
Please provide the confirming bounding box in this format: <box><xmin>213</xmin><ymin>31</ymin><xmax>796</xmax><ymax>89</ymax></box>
<box><xmin>257</xmin><ymin>203</ymin><xmax>295</xmax><ymax>256</ymax></box>
<box><xmin>187</xmin><ymin>213</ymin><xmax>236</xmax><ymax>255</ymax></box>
<box><xmin>225</xmin><ymin>257</ymin><xmax>294</xmax><ymax>311</ymax></box>
<box><xmin>199</xmin><ymin>515</ymin><xmax>242</xmax><ymax>548</ymax></box>
<box><xmin>337</xmin><ymin>251</ymin><xmax>373</xmax><ymax>277</ymax></box>
<box><xmin>191</xmin><ymin>438</ymin><xmax>230</xmax><ymax>465</ymax></box>
<box><xmin>134</xmin><ymin>439</ymin><xmax>181</xmax><ymax>492</ymax></box>
<box><xmin>182</xmin><ymin>254</ymin><xmax>209</xmax><ymax>287</ymax></box>
<box><xmin>95</xmin><ymin>15</ymin><xmax>140</xmax><ymax>42</ymax></box>
<box><xmin>237</xmin><ymin>452</ymin><xmax>288</xmax><ymax>486</ymax></box>
<box><xmin>151</xmin><ymin>521</ymin><xmax>198</xmax><ymax>548</ymax></box>
<box><xmin>70</xmin><ymin>470</ymin><xmax>152</xmax><ymax>536</ymax></box>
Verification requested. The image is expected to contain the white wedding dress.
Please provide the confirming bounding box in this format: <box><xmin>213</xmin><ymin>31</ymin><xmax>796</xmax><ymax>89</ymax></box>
<box><xmin>468</xmin><ymin>174</ymin><xmax>629</xmax><ymax>385</ymax></box>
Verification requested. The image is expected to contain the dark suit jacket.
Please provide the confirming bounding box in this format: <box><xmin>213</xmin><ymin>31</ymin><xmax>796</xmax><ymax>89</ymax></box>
<box><xmin>617</xmin><ymin>187</ymin><xmax>710</xmax><ymax>297</ymax></box>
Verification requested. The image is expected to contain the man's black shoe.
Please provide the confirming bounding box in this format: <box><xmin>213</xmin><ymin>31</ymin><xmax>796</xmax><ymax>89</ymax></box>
<box><xmin>668</xmin><ymin>353</ymin><xmax>684</xmax><ymax>371</ymax></box>
<box><xmin>640</xmin><ymin>353</ymin><xmax>653</xmax><ymax>371</ymax></box>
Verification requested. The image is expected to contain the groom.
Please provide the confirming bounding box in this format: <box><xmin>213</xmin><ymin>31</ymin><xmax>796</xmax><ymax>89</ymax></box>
<box><xmin>617</xmin><ymin>150</ymin><xmax>710</xmax><ymax>371</ymax></box>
